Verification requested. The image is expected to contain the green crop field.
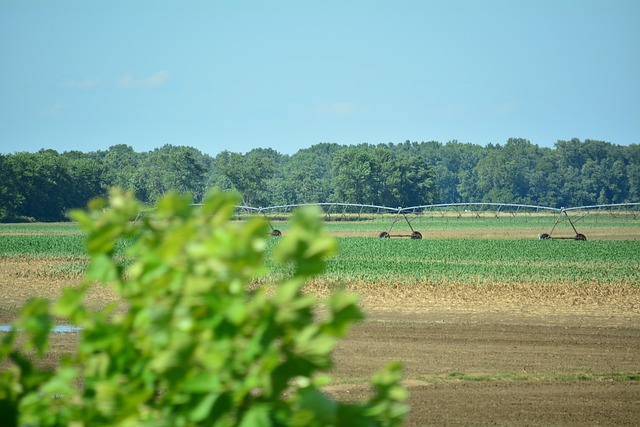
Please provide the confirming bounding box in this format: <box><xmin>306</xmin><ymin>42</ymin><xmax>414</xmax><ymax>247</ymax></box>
<box><xmin>0</xmin><ymin>234</ymin><xmax>87</xmax><ymax>258</ymax></box>
<box><xmin>1</xmin><ymin>218</ymin><xmax>639</xmax><ymax>285</ymax></box>
<box><xmin>322</xmin><ymin>238</ymin><xmax>640</xmax><ymax>284</ymax></box>
<box><xmin>0</xmin><ymin>223</ymin><xmax>84</xmax><ymax>235</ymax></box>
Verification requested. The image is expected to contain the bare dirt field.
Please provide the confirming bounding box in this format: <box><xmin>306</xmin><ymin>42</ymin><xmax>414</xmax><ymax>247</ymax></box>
<box><xmin>331</xmin><ymin>308</ymin><xmax>640</xmax><ymax>426</ymax></box>
<box><xmin>2</xmin><ymin>258</ymin><xmax>640</xmax><ymax>425</ymax></box>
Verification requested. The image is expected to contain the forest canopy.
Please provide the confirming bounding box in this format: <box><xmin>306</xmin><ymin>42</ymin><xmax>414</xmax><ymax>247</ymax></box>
<box><xmin>1</xmin><ymin>138</ymin><xmax>638</xmax><ymax>222</ymax></box>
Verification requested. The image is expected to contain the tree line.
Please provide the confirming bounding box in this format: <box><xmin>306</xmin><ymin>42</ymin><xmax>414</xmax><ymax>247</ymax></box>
<box><xmin>1</xmin><ymin>138</ymin><xmax>638</xmax><ymax>222</ymax></box>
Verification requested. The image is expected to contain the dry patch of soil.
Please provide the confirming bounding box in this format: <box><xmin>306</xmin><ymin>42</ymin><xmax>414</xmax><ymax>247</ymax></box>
<box><xmin>0</xmin><ymin>258</ymin><xmax>117</xmax><ymax>322</ymax></box>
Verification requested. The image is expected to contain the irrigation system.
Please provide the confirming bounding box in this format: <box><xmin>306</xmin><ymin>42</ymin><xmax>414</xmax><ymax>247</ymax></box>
<box><xmin>234</xmin><ymin>202</ymin><xmax>640</xmax><ymax>241</ymax></box>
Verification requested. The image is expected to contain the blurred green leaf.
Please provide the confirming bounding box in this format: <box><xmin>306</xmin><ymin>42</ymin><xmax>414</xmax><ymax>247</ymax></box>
<box><xmin>16</xmin><ymin>298</ymin><xmax>52</xmax><ymax>357</ymax></box>
<box><xmin>239</xmin><ymin>404</ymin><xmax>272</xmax><ymax>427</ymax></box>
<box><xmin>298</xmin><ymin>386</ymin><xmax>338</xmax><ymax>424</ymax></box>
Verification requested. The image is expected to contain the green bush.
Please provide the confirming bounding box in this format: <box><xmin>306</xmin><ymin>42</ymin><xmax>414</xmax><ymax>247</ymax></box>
<box><xmin>0</xmin><ymin>189</ymin><xmax>407</xmax><ymax>426</ymax></box>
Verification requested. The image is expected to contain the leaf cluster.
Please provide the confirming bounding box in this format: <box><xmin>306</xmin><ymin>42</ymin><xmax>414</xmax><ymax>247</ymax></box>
<box><xmin>0</xmin><ymin>189</ymin><xmax>407</xmax><ymax>426</ymax></box>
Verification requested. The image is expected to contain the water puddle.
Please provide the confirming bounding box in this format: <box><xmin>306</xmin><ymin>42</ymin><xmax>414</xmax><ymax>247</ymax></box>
<box><xmin>0</xmin><ymin>325</ymin><xmax>81</xmax><ymax>333</ymax></box>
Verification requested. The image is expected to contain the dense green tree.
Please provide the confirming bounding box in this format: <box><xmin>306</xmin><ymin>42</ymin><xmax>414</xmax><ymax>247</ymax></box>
<box><xmin>280</xmin><ymin>150</ymin><xmax>325</xmax><ymax>204</ymax></box>
<box><xmin>331</xmin><ymin>147</ymin><xmax>376</xmax><ymax>204</ymax></box>
<box><xmin>1</xmin><ymin>138</ymin><xmax>638</xmax><ymax>222</ymax></box>
<box><xmin>331</xmin><ymin>145</ymin><xmax>437</xmax><ymax>207</ymax></box>
<box><xmin>388</xmin><ymin>140</ymin><xmax>485</xmax><ymax>204</ymax></box>
<box><xmin>0</xmin><ymin>154</ymin><xmax>24</xmax><ymax>220</ymax></box>
<box><xmin>60</xmin><ymin>151</ymin><xmax>105</xmax><ymax>210</ymax></box>
<box><xmin>555</xmin><ymin>138</ymin><xmax>636</xmax><ymax>207</ymax></box>
<box><xmin>100</xmin><ymin>144</ymin><xmax>140</xmax><ymax>192</ymax></box>
<box><xmin>295</xmin><ymin>143</ymin><xmax>342</xmax><ymax>202</ymax></box>
<box><xmin>626</xmin><ymin>144</ymin><xmax>640</xmax><ymax>202</ymax></box>
<box><xmin>5</xmin><ymin>150</ymin><xmax>70</xmax><ymax>221</ymax></box>
<box><xmin>475</xmin><ymin>138</ymin><xmax>548</xmax><ymax>204</ymax></box>
<box><xmin>261</xmin><ymin>143</ymin><xmax>341</xmax><ymax>206</ymax></box>
<box><xmin>392</xmin><ymin>154</ymin><xmax>437</xmax><ymax>207</ymax></box>
<box><xmin>215</xmin><ymin>149</ymin><xmax>281</xmax><ymax>207</ymax></box>
<box><xmin>627</xmin><ymin>164</ymin><xmax>640</xmax><ymax>203</ymax></box>
<box><xmin>527</xmin><ymin>147</ymin><xmax>562</xmax><ymax>207</ymax></box>
<box><xmin>133</xmin><ymin>145</ymin><xmax>207</xmax><ymax>204</ymax></box>
<box><xmin>437</xmin><ymin>141</ymin><xmax>486</xmax><ymax>203</ymax></box>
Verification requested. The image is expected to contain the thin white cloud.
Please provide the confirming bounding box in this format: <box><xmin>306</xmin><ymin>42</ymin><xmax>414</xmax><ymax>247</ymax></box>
<box><xmin>116</xmin><ymin>70</ymin><xmax>170</xmax><ymax>89</ymax></box>
<box><xmin>314</xmin><ymin>101</ymin><xmax>359</xmax><ymax>116</ymax></box>
<box><xmin>486</xmin><ymin>101</ymin><xmax>519</xmax><ymax>117</ymax></box>
<box><xmin>63</xmin><ymin>78</ymin><xmax>103</xmax><ymax>89</ymax></box>
<box><xmin>330</xmin><ymin>102</ymin><xmax>357</xmax><ymax>115</ymax></box>
<box><xmin>44</xmin><ymin>103</ymin><xmax>67</xmax><ymax>115</ymax></box>
<box><xmin>431</xmin><ymin>104</ymin><xmax>466</xmax><ymax>119</ymax></box>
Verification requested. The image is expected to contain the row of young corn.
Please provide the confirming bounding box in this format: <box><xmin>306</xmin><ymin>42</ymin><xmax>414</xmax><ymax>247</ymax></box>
<box><xmin>0</xmin><ymin>235</ymin><xmax>128</xmax><ymax>259</ymax></box>
<box><xmin>0</xmin><ymin>235</ymin><xmax>87</xmax><ymax>258</ymax></box>
<box><xmin>320</xmin><ymin>238</ymin><xmax>640</xmax><ymax>284</ymax></box>
<box><xmin>1</xmin><ymin>230</ymin><xmax>639</xmax><ymax>284</ymax></box>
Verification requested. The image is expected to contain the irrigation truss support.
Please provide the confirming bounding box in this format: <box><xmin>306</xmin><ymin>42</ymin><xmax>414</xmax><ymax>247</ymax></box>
<box><xmin>538</xmin><ymin>202</ymin><xmax>640</xmax><ymax>241</ymax></box>
<box><xmin>538</xmin><ymin>208</ymin><xmax>587</xmax><ymax>241</ymax></box>
<box><xmin>378</xmin><ymin>211</ymin><xmax>423</xmax><ymax>239</ymax></box>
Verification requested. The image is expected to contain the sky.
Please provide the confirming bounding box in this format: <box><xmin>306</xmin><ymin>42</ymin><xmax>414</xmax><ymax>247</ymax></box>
<box><xmin>1</xmin><ymin>0</ymin><xmax>639</xmax><ymax>156</ymax></box>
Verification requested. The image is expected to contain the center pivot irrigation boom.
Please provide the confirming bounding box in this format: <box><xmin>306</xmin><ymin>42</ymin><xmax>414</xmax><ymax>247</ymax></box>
<box><xmin>398</xmin><ymin>202</ymin><xmax>562</xmax><ymax>240</ymax></box>
<box><xmin>227</xmin><ymin>202</ymin><xmax>638</xmax><ymax>240</ymax></box>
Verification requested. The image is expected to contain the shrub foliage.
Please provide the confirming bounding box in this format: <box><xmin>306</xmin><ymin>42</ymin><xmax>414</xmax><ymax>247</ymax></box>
<box><xmin>0</xmin><ymin>189</ymin><xmax>407</xmax><ymax>426</ymax></box>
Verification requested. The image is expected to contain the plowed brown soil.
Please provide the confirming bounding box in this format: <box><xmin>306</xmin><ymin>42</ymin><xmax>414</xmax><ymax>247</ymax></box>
<box><xmin>2</xmin><ymin>258</ymin><xmax>639</xmax><ymax>425</ymax></box>
<box><xmin>313</xmin><ymin>278</ymin><xmax>640</xmax><ymax>426</ymax></box>
<box><xmin>330</xmin><ymin>310</ymin><xmax>640</xmax><ymax>426</ymax></box>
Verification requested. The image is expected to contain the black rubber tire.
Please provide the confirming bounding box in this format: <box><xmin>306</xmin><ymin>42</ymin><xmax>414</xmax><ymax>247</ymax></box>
<box><xmin>539</xmin><ymin>233</ymin><xmax>551</xmax><ymax>240</ymax></box>
<box><xmin>574</xmin><ymin>233</ymin><xmax>587</xmax><ymax>241</ymax></box>
<box><xmin>411</xmin><ymin>231</ymin><xmax>423</xmax><ymax>240</ymax></box>
<box><xmin>379</xmin><ymin>231</ymin><xmax>390</xmax><ymax>238</ymax></box>
<box><xmin>271</xmin><ymin>229</ymin><xmax>282</xmax><ymax>237</ymax></box>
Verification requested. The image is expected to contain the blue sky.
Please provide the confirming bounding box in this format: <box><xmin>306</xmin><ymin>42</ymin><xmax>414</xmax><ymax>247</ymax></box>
<box><xmin>1</xmin><ymin>0</ymin><xmax>638</xmax><ymax>156</ymax></box>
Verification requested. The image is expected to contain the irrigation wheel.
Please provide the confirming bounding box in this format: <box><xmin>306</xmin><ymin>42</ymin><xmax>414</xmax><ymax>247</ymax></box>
<box><xmin>539</xmin><ymin>233</ymin><xmax>551</xmax><ymax>240</ymax></box>
<box><xmin>411</xmin><ymin>231</ymin><xmax>423</xmax><ymax>240</ymax></box>
<box><xmin>271</xmin><ymin>229</ymin><xmax>282</xmax><ymax>237</ymax></box>
<box><xmin>574</xmin><ymin>233</ymin><xmax>587</xmax><ymax>241</ymax></box>
<box><xmin>379</xmin><ymin>231</ymin><xmax>390</xmax><ymax>238</ymax></box>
